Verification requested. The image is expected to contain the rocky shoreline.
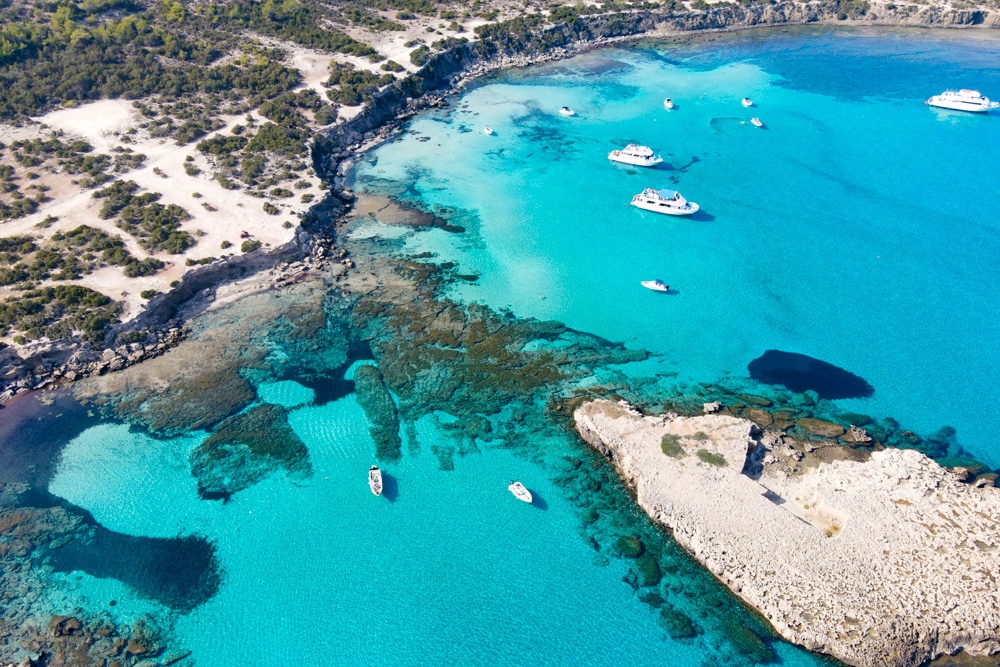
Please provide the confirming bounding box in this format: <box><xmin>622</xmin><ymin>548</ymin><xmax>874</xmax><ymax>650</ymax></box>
<box><xmin>575</xmin><ymin>399</ymin><xmax>1000</xmax><ymax>666</ymax></box>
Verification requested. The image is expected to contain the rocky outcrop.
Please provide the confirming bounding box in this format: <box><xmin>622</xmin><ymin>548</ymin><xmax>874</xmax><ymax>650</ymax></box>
<box><xmin>353</xmin><ymin>364</ymin><xmax>402</xmax><ymax>461</ymax></box>
<box><xmin>189</xmin><ymin>403</ymin><xmax>311</xmax><ymax>500</ymax></box>
<box><xmin>575</xmin><ymin>399</ymin><xmax>1000</xmax><ymax>667</ymax></box>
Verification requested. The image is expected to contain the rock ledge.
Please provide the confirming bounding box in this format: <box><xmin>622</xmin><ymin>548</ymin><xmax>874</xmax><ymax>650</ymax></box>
<box><xmin>575</xmin><ymin>399</ymin><xmax>1000</xmax><ymax>667</ymax></box>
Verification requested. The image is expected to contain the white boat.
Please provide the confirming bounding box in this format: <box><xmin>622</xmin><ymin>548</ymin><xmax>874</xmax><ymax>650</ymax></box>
<box><xmin>508</xmin><ymin>481</ymin><xmax>532</xmax><ymax>503</ymax></box>
<box><xmin>559</xmin><ymin>106</ymin><xmax>575</xmax><ymax>117</ymax></box>
<box><xmin>641</xmin><ymin>280</ymin><xmax>669</xmax><ymax>292</ymax></box>
<box><xmin>483</xmin><ymin>126</ymin><xmax>493</xmax><ymax>135</ymax></box>
<box><xmin>925</xmin><ymin>89</ymin><xmax>999</xmax><ymax>113</ymax></box>
<box><xmin>631</xmin><ymin>188</ymin><xmax>699</xmax><ymax>216</ymax></box>
<box><xmin>742</xmin><ymin>97</ymin><xmax>753</xmax><ymax>108</ymax></box>
<box><xmin>368</xmin><ymin>465</ymin><xmax>383</xmax><ymax>496</ymax></box>
<box><xmin>750</xmin><ymin>117</ymin><xmax>764</xmax><ymax>128</ymax></box>
<box><xmin>663</xmin><ymin>98</ymin><xmax>674</xmax><ymax>110</ymax></box>
<box><xmin>608</xmin><ymin>144</ymin><xmax>663</xmax><ymax>168</ymax></box>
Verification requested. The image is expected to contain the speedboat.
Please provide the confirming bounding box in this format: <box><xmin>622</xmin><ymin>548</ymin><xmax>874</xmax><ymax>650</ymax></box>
<box><xmin>483</xmin><ymin>126</ymin><xmax>493</xmax><ymax>135</ymax></box>
<box><xmin>631</xmin><ymin>188</ymin><xmax>699</xmax><ymax>216</ymax></box>
<box><xmin>608</xmin><ymin>144</ymin><xmax>663</xmax><ymax>168</ymax></box>
<box><xmin>663</xmin><ymin>98</ymin><xmax>674</xmax><ymax>110</ymax></box>
<box><xmin>508</xmin><ymin>481</ymin><xmax>532</xmax><ymax>503</ymax></box>
<box><xmin>925</xmin><ymin>89</ymin><xmax>999</xmax><ymax>113</ymax></box>
<box><xmin>742</xmin><ymin>97</ymin><xmax>753</xmax><ymax>108</ymax></box>
<box><xmin>368</xmin><ymin>465</ymin><xmax>383</xmax><ymax>496</ymax></box>
<box><xmin>559</xmin><ymin>106</ymin><xmax>576</xmax><ymax>117</ymax></box>
<box><xmin>641</xmin><ymin>280</ymin><xmax>669</xmax><ymax>292</ymax></box>
<box><xmin>750</xmin><ymin>117</ymin><xmax>764</xmax><ymax>128</ymax></box>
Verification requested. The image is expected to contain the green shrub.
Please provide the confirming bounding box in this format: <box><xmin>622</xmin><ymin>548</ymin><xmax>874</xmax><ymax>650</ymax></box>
<box><xmin>140</xmin><ymin>289</ymin><xmax>160</xmax><ymax>299</ymax></box>
<box><xmin>410</xmin><ymin>45</ymin><xmax>432</xmax><ymax>67</ymax></box>
<box><xmin>220</xmin><ymin>240</ymin><xmax>232</xmax><ymax>249</ymax></box>
<box><xmin>241</xmin><ymin>239</ymin><xmax>262</xmax><ymax>253</ymax></box>
<box><xmin>696</xmin><ymin>449</ymin><xmax>727</xmax><ymax>467</ymax></box>
<box><xmin>661</xmin><ymin>433</ymin><xmax>684</xmax><ymax>458</ymax></box>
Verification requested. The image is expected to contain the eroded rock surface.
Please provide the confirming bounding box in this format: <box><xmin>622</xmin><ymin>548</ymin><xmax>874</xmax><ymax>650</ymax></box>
<box><xmin>575</xmin><ymin>399</ymin><xmax>1000</xmax><ymax>667</ymax></box>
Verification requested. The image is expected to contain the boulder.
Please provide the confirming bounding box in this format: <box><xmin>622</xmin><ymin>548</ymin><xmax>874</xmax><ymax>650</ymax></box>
<box><xmin>796</xmin><ymin>418</ymin><xmax>845</xmax><ymax>439</ymax></box>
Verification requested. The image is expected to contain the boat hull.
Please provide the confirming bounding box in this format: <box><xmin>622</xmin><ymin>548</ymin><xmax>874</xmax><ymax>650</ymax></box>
<box><xmin>608</xmin><ymin>154</ymin><xmax>663</xmax><ymax>167</ymax></box>
<box><xmin>369</xmin><ymin>468</ymin><xmax>383</xmax><ymax>496</ymax></box>
<box><xmin>508</xmin><ymin>482</ymin><xmax>533</xmax><ymax>503</ymax></box>
<box><xmin>641</xmin><ymin>281</ymin><xmax>669</xmax><ymax>292</ymax></box>
<box><xmin>631</xmin><ymin>200</ymin><xmax>699</xmax><ymax>216</ymax></box>
<box><xmin>926</xmin><ymin>98</ymin><xmax>998</xmax><ymax>113</ymax></box>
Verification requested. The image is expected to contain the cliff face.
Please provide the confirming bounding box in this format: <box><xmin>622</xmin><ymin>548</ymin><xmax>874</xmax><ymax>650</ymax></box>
<box><xmin>575</xmin><ymin>399</ymin><xmax>1000</xmax><ymax>667</ymax></box>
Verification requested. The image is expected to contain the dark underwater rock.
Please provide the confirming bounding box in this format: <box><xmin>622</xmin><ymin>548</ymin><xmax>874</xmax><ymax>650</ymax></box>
<box><xmin>721</xmin><ymin>618</ymin><xmax>777</xmax><ymax>664</ymax></box>
<box><xmin>615</xmin><ymin>536</ymin><xmax>644</xmax><ymax>558</ymax></box>
<box><xmin>635</xmin><ymin>554</ymin><xmax>661</xmax><ymax>587</ymax></box>
<box><xmin>189</xmin><ymin>403</ymin><xmax>311</xmax><ymax>499</ymax></box>
<box><xmin>353</xmin><ymin>364</ymin><xmax>402</xmax><ymax>461</ymax></box>
<box><xmin>659</xmin><ymin>607</ymin><xmax>699</xmax><ymax>640</ymax></box>
<box><xmin>748</xmin><ymin>350</ymin><xmax>874</xmax><ymax>400</ymax></box>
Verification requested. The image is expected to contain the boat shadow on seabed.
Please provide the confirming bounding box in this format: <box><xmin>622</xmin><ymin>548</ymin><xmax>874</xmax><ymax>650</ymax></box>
<box><xmin>380</xmin><ymin>472</ymin><xmax>399</xmax><ymax>502</ymax></box>
<box><xmin>527</xmin><ymin>489</ymin><xmax>548</xmax><ymax>510</ymax></box>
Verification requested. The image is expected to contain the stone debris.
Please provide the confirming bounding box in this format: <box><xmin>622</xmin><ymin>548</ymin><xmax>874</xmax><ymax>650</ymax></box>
<box><xmin>575</xmin><ymin>399</ymin><xmax>1000</xmax><ymax>667</ymax></box>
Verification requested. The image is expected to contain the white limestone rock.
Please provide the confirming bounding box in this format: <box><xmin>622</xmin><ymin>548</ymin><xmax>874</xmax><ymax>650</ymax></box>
<box><xmin>574</xmin><ymin>399</ymin><xmax>1000</xmax><ymax>667</ymax></box>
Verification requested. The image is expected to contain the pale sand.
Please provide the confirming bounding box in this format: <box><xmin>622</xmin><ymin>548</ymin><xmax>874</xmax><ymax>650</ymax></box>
<box><xmin>0</xmin><ymin>96</ymin><xmax>322</xmax><ymax>326</ymax></box>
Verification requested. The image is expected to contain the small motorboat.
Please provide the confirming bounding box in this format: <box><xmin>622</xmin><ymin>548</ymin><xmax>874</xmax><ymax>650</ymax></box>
<box><xmin>641</xmin><ymin>280</ymin><xmax>669</xmax><ymax>292</ymax></box>
<box><xmin>663</xmin><ymin>98</ymin><xmax>674</xmax><ymax>110</ymax></box>
<box><xmin>750</xmin><ymin>117</ymin><xmax>764</xmax><ymax>128</ymax></box>
<box><xmin>559</xmin><ymin>106</ymin><xmax>576</xmax><ymax>117</ymax></box>
<box><xmin>368</xmin><ymin>465</ymin><xmax>383</xmax><ymax>496</ymax></box>
<box><xmin>925</xmin><ymin>89</ymin><xmax>999</xmax><ymax>113</ymax></box>
<box><xmin>483</xmin><ymin>126</ymin><xmax>494</xmax><ymax>135</ymax></box>
<box><xmin>742</xmin><ymin>97</ymin><xmax>753</xmax><ymax>108</ymax></box>
<box><xmin>508</xmin><ymin>481</ymin><xmax>532</xmax><ymax>503</ymax></box>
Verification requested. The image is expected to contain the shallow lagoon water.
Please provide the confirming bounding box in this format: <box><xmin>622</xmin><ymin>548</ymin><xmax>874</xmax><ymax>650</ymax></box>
<box><xmin>46</xmin><ymin>394</ymin><xmax>724</xmax><ymax>666</ymax></box>
<box><xmin>8</xmin><ymin>27</ymin><xmax>1000</xmax><ymax>667</ymax></box>
<box><xmin>357</xmin><ymin>27</ymin><xmax>1000</xmax><ymax>465</ymax></box>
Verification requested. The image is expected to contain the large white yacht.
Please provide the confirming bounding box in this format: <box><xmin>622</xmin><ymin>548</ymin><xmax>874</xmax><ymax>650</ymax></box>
<box><xmin>608</xmin><ymin>144</ymin><xmax>663</xmax><ymax>168</ymax></box>
<box><xmin>631</xmin><ymin>188</ymin><xmax>699</xmax><ymax>216</ymax></box>
<box><xmin>925</xmin><ymin>89</ymin><xmax>999</xmax><ymax>113</ymax></box>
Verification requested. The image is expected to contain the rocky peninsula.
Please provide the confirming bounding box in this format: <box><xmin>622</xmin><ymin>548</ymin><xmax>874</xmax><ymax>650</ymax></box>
<box><xmin>575</xmin><ymin>399</ymin><xmax>1000</xmax><ymax>667</ymax></box>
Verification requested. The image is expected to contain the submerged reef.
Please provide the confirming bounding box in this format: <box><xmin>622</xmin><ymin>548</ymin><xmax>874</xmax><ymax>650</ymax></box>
<box><xmin>0</xmin><ymin>485</ymin><xmax>194</xmax><ymax>667</ymax></box>
<box><xmin>353</xmin><ymin>364</ymin><xmax>402</xmax><ymax>461</ymax></box>
<box><xmin>73</xmin><ymin>272</ymin><xmax>351</xmax><ymax>437</ymax></box>
<box><xmin>189</xmin><ymin>403</ymin><xmax>311</xmax><ymax>500</ymax></box>
<box><xmin>576</xmin><ymin>399</ymin><xmax>1000</xmax><ymax>667</ymax></box>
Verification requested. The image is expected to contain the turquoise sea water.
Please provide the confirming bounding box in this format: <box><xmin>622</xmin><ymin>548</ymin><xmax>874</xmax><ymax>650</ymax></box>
<box><xmin>6</xmin><ymin>27</ymin><xmax>1000</xmax><ymax>667</ymax></box>
<box><xmin>357</xmin><ymin>27</ymin><xmax>1000</xmax><ymax>465</ymax></box>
